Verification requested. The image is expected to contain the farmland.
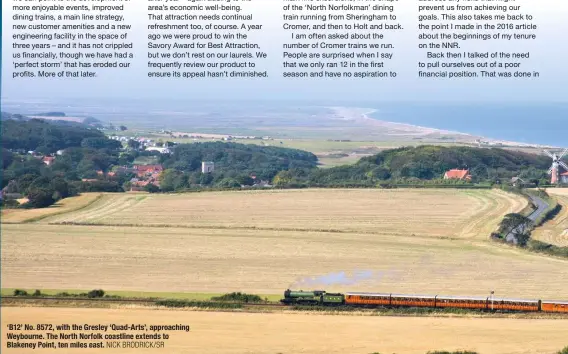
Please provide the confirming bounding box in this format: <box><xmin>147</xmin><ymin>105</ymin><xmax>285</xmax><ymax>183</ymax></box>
<box><xmin>3</xmin><ymin>307</ymin><xmax>568</xmax><ymax>354</ymax></box>
<box><xmin>533</xmin><ymin>189</ymin><xmax>568</xmax><ymax>247</ymax></box>
<box><xmin>0</xmin><ymin>193</ymin><xmax>102</xmax><ymax>224</ymax></box>
<box><xmin>4</xmin><ymin>189</ymin><xmax>568</xmax><ymax>298</ymax></box>
<box><xmin>39</xmin><ymin>189</ymin><xmax>524</xmax><ymax>239</ymax></box>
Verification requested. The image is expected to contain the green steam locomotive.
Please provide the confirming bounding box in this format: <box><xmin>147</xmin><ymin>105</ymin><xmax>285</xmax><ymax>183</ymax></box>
<box><xmin>280</xmin><ymin>289</ymin><xmax>344</xmax><ymax>305</ymax></box>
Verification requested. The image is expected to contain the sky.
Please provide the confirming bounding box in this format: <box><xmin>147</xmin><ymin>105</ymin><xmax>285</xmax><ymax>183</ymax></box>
<box><xmin>2</xmin><ymin>0</ymin><xmax>568</xmax><ymax>103</ymax></box>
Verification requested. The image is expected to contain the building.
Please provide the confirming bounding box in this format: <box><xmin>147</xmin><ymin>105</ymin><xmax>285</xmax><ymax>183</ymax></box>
<box><xmin>202</xmin><ymin>161</ymin><xmax>214</xmax><ymax>174</ymax></box>
<box><xmin>42</xmin><ymin>156</ymin><xmax>55</xmax><ymax>166</ymax></box>
<box><xmin>443</xmin><ymin>169</ymin><xmax>472</xmax><ymax>181</ymax></box>
<box><xmin>561</xmin><ymin>172</ymin><xmax>568</xmax><ymax>184</ymax></box>
<box><xmin>133</xmin><ymin>164</ymin><xmax>164</xmax><ymax>177</ymax></box>
<box><xmin>146</xmin><ymin>147</ymin><xmax>171</xmax><ymax>154</ymax></box>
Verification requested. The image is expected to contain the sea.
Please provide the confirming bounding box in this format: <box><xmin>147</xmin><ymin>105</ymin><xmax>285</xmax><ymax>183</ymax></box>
<box><xmin>1</xmin><ymin>98</ymin><xmax>566</xmax><ymax>147</ymax></box>
<box><xmin>365</xmin><ymin>102</ymin><xmax>567</xmax><ymax>147</ymax></box>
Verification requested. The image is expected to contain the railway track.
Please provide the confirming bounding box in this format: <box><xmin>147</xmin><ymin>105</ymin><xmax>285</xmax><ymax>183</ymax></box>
<box><xmin>0</xmin><ymin>296</ymin><xmax>286</xmax><ymax>307</ymax></box>
<box><xmin>3</xmin><ymin>296</ymin><xmax>567</xmax><ymax>317</ymax></box>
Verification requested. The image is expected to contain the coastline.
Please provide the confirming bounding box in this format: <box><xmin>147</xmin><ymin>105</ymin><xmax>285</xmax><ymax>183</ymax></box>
<box><xmin>329</xmin><ymin>106</ymin><xmax>557</xmax><ymax>148</ymax></box>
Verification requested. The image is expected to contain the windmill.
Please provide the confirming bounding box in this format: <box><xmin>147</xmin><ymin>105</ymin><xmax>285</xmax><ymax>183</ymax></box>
<box><xmin>544</xmin><ymin>149</ymin><xmax>568</xmax><ymax>184</ymax></box>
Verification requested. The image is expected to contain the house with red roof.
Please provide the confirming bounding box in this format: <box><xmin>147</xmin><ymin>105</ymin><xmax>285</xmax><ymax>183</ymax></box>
<box><xmin>42</xmin><ymin>156</ymin><xmax>55</xmax><ymax>166</ymax></box>
<box><xmin>133</xmin><ymin>164</ymin><xmax>164</xmax><ymax>177</ymax></box>
<box><xmin>443</xmin><ymin>169</ymin><xmax>472</xmax><ymax>181</ymax></box>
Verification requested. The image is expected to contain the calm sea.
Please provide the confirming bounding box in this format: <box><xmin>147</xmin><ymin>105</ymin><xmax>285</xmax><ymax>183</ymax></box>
<box><xmin>367</xmin><ymin>102</ymin><xmax>567</xmax><ymax>147</ymax></box>
<box><xmin>2</xmin><ymin>98</ymin><xmax>566</xmax><ymax>147</ymax></box>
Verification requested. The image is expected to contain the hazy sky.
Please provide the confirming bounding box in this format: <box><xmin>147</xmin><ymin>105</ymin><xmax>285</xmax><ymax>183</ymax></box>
<box><xmin>2</xmin><ymin>0</ymin><xmax>567</xmax><ymax>102</ymax></box>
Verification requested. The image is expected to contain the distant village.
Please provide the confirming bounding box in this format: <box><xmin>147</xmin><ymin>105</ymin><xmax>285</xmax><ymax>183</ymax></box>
<box><xmin>19</xmin><ymin>131</ymin><xmax>276</xmax><ymax>195</ymax></box>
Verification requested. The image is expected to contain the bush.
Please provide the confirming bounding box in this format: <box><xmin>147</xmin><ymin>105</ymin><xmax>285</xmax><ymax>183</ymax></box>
<box><xmin>557</xmin><ymin>346</ymin><xmax>568</xmax><ymax>354</ymax></box>
<box><xmin>528</xmin><ymin>240</ymin><xmax>568</xmax><ymax>259</ymax></box>
<box><xmin>71</xmin><ymin>180</ymin><xmax>122</xmax><ymax>193</ymax></box>
<box><xmin>144</xmin><ymin>183</ymin><xmax>160</xmax><ymax>193</ymax></box>
<box><xmin>25</xmin><ymin>188</ymin><xmax>56</xmax><ymax>208</ymax></box>
<box><xmin>211</xmin><ymin>292</ymin><xmax>263</xmax><ymax>303</ymax></box>
<box><xmin>87</xmin><ymin>289</ymin><xmax>105</xmax><ymax>298</ymax></box>
<box><xmin>0</xmin><ymin>199</ymin><xmax>20</xmax><ymax>209</ymax></box>
<box><xmin>13</xmin><ymin>289</ymin><xmax>29</xmax><ymax>296</ymax></box>
<box><xmin>32</xmin><ymin>290</ymin><xmax>42</xmax><ymax>297</ymax></box>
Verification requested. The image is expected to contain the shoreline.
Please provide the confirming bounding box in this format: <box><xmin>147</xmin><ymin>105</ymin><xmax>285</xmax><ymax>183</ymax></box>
<box><xmin>330</xmin><ymin>106</ymin><xmax>558</xmax><ymax>148</ymax></box>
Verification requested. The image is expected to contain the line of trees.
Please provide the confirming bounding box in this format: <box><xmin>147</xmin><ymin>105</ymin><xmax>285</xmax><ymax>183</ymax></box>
<box><xmin>152</xmin><ymin>142</ymin><xmax>319</xmax><ymax>191</ymax></box>
<box><xmin>1</xmin><ymin>119</ymin><xmax>132</xmax><ymax>208</ymax></box>
<box><xmin>1</xmin><ymin>119</ymin><xmax>110</xmax><ymax>154</ymax></box>
<box><xmin>271</xmin><ymin>146</ymin><xmax>553</xmax><ymax>188</ymax></box>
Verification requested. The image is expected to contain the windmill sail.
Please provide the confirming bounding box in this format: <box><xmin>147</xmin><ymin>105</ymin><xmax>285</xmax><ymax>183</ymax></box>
<box><xmin>545</xmin><ymin>149</ymin><xmax>568</xmax><ymax>184</ymax></box>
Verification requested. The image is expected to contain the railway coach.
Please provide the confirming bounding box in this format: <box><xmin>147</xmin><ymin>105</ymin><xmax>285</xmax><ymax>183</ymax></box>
<box><xmin>541</xmin><ymin>300</ymin><xmax>568</xmax><ymax>313</ymax></box>
<box><xmin>281</xmin><ymin>289</ymin><xmax>568</xmax><ymax>313</ymax></box>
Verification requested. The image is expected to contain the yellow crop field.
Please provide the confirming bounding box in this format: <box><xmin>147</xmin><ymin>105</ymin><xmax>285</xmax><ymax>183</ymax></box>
<box><xmin>3</xmin><ymin>221</ymin><xmax>568</xmax><ymax>297</ymax></box>
<box><xmin>39</xmin><ymin>189</ymin><xmax>526</xmax><ymax>240</ymax></box>
<box><xmin>6</xmin><ymin>189</ymin><xmax>565</xmax><ymax>299</ymax></box>
<box><xmin>1</xmin><ymin>193</ymin><xmax>102</xmax><ymax>224</ymax></box>
<box><xmin>534</xmin><ymin>189</ymin><xmax>568</xmax><ymax>246</ymax></box>
<box><xmin>3</xmin><ymin>307</ymin><xmax>568</xmax><ymax>354</ymax></box>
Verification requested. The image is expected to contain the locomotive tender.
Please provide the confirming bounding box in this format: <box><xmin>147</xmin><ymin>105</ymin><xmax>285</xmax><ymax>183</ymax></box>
<box><xmin>281</xmin><ymin>289</ymin><xmax>568</xmax><ymax>313</ymax></box>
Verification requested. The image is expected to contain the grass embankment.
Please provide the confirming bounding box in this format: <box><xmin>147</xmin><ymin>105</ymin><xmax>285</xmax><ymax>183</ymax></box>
<box><xmin>0</xmin><ymin>288</ymin><xmax>281</xmax><ymax>302</ymax></box>
<box><xmin>4</xmin><ymin>289</ymin><xmax>568</xmax><ymax>320</ymax></box>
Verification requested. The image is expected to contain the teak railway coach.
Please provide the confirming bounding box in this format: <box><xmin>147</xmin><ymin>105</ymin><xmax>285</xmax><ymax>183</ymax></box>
<box><xmin>280</xmin><ymin>289</ymin><xmax>568</xmax><ymax>313</ymax></box>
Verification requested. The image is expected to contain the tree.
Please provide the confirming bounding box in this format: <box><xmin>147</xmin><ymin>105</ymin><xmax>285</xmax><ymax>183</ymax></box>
<box><xmin>370</xmin><ymin>166</ymin><xmax>391</xmax><ymax>180</ymax></box>
<box><xmin>3</xmin><ymin>180</ymin><xmax>20</xmax><ymax>194</ymax></box>
<box><xmin>81</xmin><ymin>137</ymin><xmax>122</xmax><ymax>150</ymax></box>
<box><xmin>26</xmin><ymin>188</ymin><xmax>56</xmax><ymax>208</ymax></box>
<box><xmin>236</xmin><ymin>175</ymin><xmax>254</xmax><ymax>186</ymax></box>
<box><xmin>127</xmin><ymin>139</ymin><xmax>141</xmax><ymax>150</ymax></box>
<box><xmin>87</xmin><ymin>289</ymin><xmax>105</xmax><ymax>298</ymax></box>
<box><xmin>119</xmin><ymin>125</ymin><xmax>128</xmax><ymax>131</ymax></box>
<box><xmin>76</xmin><ymin>159</ymin><xmax>98</xmax><ymax>179</ymax></box>
<box><xmin>158</xmin><ymin>169</ymin><xmax>187</xmax><ymax>192</ymax></box>
<box><xmin>1</xmin><ymin>119</ymin><xmax>106</xmax><ymax>152</ymax></box>
<box><xmin>144</xmin><ymin>183</ymin><xmax>160</xmax><ymax>193</ymax></box>
<box><xmin>500</xmin><ymin>213</ymin><xmax>533</xmax><ymax>246</ymax></box>
<box><xmin>217</xmin><ymin>178</ymin><xmax>241</xmax><ymax>188</ymax></box>
<box><xmin>50</xmin><ymin>177</ymin><xmax>72</xmax><ymax>199</ymax></box>
<box><xmin>272</xmin><ymin>170</ymin><xmax>294</xmax><ymax>186</ymax></box>
<box><xmin>2</xmin><ymin>148</ymin><xmax>14</xmax><ymax>169</ymax></box>
<box><xmin>16</xmin><ymin>174</ymin><xmax>41</xmax><ymax>194</ymax></box>
<box><xmin>199</xmin><ymin>173</ymin><xmax>213</xmax><ymax>185</ymax></box>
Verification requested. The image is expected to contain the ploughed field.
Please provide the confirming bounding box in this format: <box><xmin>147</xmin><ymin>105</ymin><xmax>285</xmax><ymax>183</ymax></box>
<box><xmin>3</xmin><ymin>307</ymin><xmax>568</xmax><ymax>354</ymax></box>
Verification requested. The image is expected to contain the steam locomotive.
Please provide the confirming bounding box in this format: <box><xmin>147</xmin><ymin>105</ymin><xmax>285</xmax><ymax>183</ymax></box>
<box><xmin>281</xmin><ymin>289</ymin><xmax>568</xmax><ymax>313</ymax></box>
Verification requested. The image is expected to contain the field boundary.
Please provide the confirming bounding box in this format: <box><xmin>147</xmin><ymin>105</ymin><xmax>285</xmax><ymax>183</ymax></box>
<box><xmin>43</xmin><ymin>221</ymin><xmax>488</xmax><ymax>240</ymax></box>
<box><xmin>3</xmin><ymin>295</ymin><xmax>568</xmax><ymax>320</ymax></box>
<box><xmin>491</xmin><ymin>189</ymin><xmax>568</xmax><ymax>259</ymax></box>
